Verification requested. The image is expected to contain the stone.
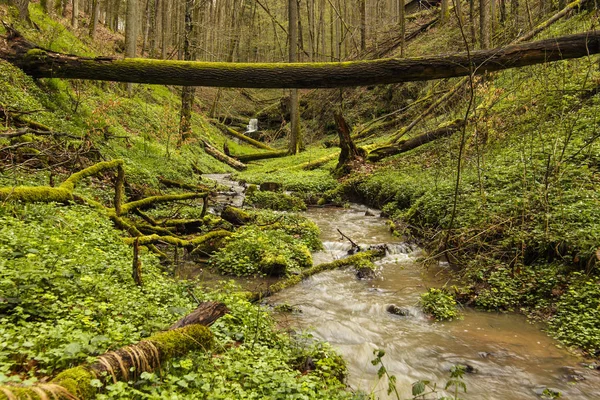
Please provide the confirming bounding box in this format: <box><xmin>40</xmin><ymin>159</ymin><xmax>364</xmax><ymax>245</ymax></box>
<box><xmin>387</xmin><ymin>304</ymin><xmax>410</xmax><ymax>316</ymax></box>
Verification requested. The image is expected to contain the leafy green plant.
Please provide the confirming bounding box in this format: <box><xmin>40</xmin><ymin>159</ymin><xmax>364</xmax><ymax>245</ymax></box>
<box><xmin>245</xmin><ymin>190</ymin><xmax>307</xmax><ymax>211</ymax></box>
<box><xmin>420</xmin><ymin>288</ymin><xmax>461</xmax><ymax>321</ymax></box>
<box><xmin>209</xmin><ymin>226</ymin><xmax>312</xmax><ymax>276</ymax></box>
<box><xmin>371</xmin><ymin>349</ymin><xmax>400</xmax><ymax>399</ymax></box>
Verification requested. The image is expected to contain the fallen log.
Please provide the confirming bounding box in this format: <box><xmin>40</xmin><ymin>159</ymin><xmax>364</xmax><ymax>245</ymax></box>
<box><xmin>368</xmin><ymin>119</ymin><xmax>466</xmax><ymax>161</ymax></box>
<box><xmin>249</xmin><ymin>248</ymin><xmax>386</xmax><ymax>301</ymax></box>
<box><xmin>158</xmin><ymin>176</ymin><xmax>212</xmax><ymax>192</ymax></box>
<box><xmin>221</xmin><ymin>206</ymin><xmax>253</xmax><ymax>226</ymax></box>
<box><xmin>202</xmin><ymin>140</ymin><xmax>247</xmax><ymax>170</ymax></box>
<box><xmin>1</xmin><ymin>27</ymin><xmax>599</xmax><ymax>88</ymax></box>
<box><xmin>0</xmin><ymin>302</ymin><xmax>229</xmax><ymax>399</ymax></box>
<box><xmin>212</xmin><ymin>121</ymin><xmax>275</xmax><ymax>150</ymax></box>
<box><xmin>232</xmin><ymin>150</ymin><xmax>289</xmax><ymax>162</ymax></box>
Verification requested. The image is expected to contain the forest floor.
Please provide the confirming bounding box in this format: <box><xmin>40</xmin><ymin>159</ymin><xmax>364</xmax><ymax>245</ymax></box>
<box><xmin>0</xmin><ymin>2</ymin><xmax>599</xmax><ymax>400</ymax></box>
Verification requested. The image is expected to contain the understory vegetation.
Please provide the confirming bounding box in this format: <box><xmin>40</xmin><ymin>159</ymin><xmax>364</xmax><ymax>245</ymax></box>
<box><xmin>1</xmin><ymin>0</ymin><xmax>600</xmax><ymax>399</ymax></box>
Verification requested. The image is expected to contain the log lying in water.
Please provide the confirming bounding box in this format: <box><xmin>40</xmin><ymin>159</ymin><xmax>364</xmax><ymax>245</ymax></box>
<box><xmin>1</xmin><ymin>27</ymin><xmax>599</xmax><ymax>88</ymax></box>
<box><xmin>0</xmin><ymin>302</ymin><xmax>229</xmax><ymax>399</ymax></box>
<box><xmin>249</xmin><ymin>248</ymin><xmax>387</xmax><ymax>302</ymax></box>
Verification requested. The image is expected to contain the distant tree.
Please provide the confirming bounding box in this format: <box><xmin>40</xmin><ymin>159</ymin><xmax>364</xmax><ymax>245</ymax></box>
<box><xmin>398</xmin><ymin>0</ymin><xmax>405</xmax><ymax>56</ymax></box>
<box><xmin>9</xmin><ymin>0</ymin><xmax>30</xmax><ymax>23</ymax></box>
<box><xmin>90</xmin><ymin>0</ymin><xmax>100</xmax><ymax>38</ymax></box>
<box><xmin>125</xmin><ymin>0</ymin><xmax>138</xmax><ymax>94</ymax></box>
<box><xmin>179</xmin><ymin>0</ymin><xmax>196</xmax><ymax>143</ymax></box>
<box><xmin>288</xmin><ymin>0</ymin><xmax>302</xmax><ymax>154</ymax></box>
<box><xmin>480</xmin><ymin>0</ymin><xmax>490</xmax><ymax>48</ymax></box>
<box><xmin>441</xmin><ymin>0</ymin><xmax>450</xmax><ymax>23</ymax></box>
<box><xmin>71</xmin><ymin>0</ymin><xmax>78</xmax><ymax>28</ymax></box>
<box><xmin>40</xmin><ymin>0</ymin><xmax>53</xmax><ymax>15</ymax></box>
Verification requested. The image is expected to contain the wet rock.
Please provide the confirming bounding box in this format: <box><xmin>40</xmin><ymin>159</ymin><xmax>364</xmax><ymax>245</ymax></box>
<box><xmin>387</xmin><ymin>304</ymin><xmax>410</xmax><ymax>316</ymax></box>
<box><xmin>260</xmin><ymin>182</ymin><xmax>282</xmax><ymax>192</ymax></box>
<box><xmin>533</xmin><ymin>386</ymin><xmax>562</xmax><ymax>398</ymax></box>
<box><xmin>455</xmin><ymin>363</ymin><xmax>476</xmax><ymax>374</ymax></box>
<box><xmin>365</xmin><ymin>210</ymin><xmax>375</xmax><ymax>216</ymax></box>
<box><xmin>559</xmin><ymin>366</ymin><xmax>585</xmax><ymax>382</ymax></box>
<box><xmin>356</xmin><ymin>267</ymin><xmax>375</xmax><ymax>280</ymax></box>
<box><xmin>478</xmin><ymin>352</ymin><xmax>492</xmax><ymax>359</ymax></box>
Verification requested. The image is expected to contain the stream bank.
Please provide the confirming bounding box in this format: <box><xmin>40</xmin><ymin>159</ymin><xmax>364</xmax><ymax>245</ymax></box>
<box><xmin>210</xmin><ymin>174</ymin><xmax>600</xmax><ymax>399</ymax></box>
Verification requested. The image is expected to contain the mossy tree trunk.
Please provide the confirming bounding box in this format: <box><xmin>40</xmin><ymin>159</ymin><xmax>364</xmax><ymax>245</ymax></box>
<box><xmin>2</xmin><ymin>30</ymin><xmax>599</xmax><ymax>88</ymax></box>
<box><xmin>288</xmin><ymin>0</ymin><xmax>302</xmax><ymax>154</ymax></box>
<box><xmin>9</xmin><ymin>0</ymin><xmax>30</xmax><ymax>23</ymax></box>
<box><xmin>334</xmin><ymin>112</ymin><xmax>364</xmax><ymax>173</ymax></box>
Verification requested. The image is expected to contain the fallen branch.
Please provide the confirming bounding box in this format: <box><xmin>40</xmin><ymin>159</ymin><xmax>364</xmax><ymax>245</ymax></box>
<box><xmin>249</xmin><ymin>249</ymin><xmax>386</xmax><ymax>301</ymax></box>
<box><xmin>0</xmin><ymin>127</ymin><xmax>81</xmax><ymax>139</ymax></box>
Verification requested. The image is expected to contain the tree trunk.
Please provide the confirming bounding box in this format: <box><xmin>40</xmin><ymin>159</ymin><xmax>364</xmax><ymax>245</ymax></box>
<box><xmin>2</xmin><ymin>30</ymin><xmax>598</xmax><ymax>88</ymax></box>
<box><xmin>288</xmin><ymin>0</ymin><xmax>302</xmax><ymax>154</ymax></box>
<box><xmin>161</xmin><ymin>0</ymin><xmax>170</xmax><ymax>58</ymax></box>
<box><xmin>202</xmin><ymin>140</ymin><xmax>247</xmax><ymax>170</ymax></box>
<box><xmin>441</xmin><ymin>0</ymin><xmax>450</xmax><ymax>23</ymax></box>
<box><xmin>334</xmin><ymin>112</ymin><xmax>364</xmax><ymax>171</ymax></box>
<box><xmin>367</xmin><ymin>119</ymin><xmax>466</xmax><ymax>161</ymax></box>
<box><xmin>179</xmin><ymin>0</ymin><xmax>196</xmax><ymax>143</ymax></box>
<box><xmin>125</xmin><ymin>0</ymin><xmax>138</xmax><ymax>93</ymax></box>
<box><xmin>89</xmin><ymin>0</ymin><xmax>100</xmax><ymax>38</ymax></box>
<box><xmin>72</xmin><ymin>0</ymin><xmax>79</xmax><ymax>28</ymax></box>
<box><xmin>359</xmin><ymin>0</ymin><xmax>366</xmax><ymax>53</ymax></box>
<box><xmin>398</xmin><ymin>0</ymin><xmax>405</xmax><ymax>57</ymax></box>
<box><xmin>480</xmin><ymin>0</ymin><xmax>490</xmax><ymax>49</ymax></box>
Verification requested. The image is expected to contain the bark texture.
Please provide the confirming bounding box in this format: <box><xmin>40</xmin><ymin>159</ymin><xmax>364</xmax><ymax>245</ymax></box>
<box><xmin>2</xmin><ymin>29</ymin><xmax>598</xmax><ymax>88</ymax></box>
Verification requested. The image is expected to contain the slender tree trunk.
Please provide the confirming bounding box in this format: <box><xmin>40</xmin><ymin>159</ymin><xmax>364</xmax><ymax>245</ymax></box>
<box><xmin>470</xmin><ymin>0</ymin><xmax>476</xmax><ymax>45</ymax></box>
<box><xmin>480</xmin><ymin>0</ymin><xmax>490</xmax><ymax>49</ymax></box>
<box><xmin>125</xmin><ymin>0</ymin><xmax>138</xmax><ymax>94</ymax></box>
<box><xmin>162</xmin><ymin>0</ymin><xmax>170</xmax><ymax>59</ymax></box>
<box><xmin>179</xmin><ymin>0</ymin><xmax>196</xmax><ymax>143</ymax></box>
<box><xmin>398</xmin><ymin>0</ymin><xmax>405</xmax><ymax>57</ymax></box>
<box><xmin>441</xmin><ymin>0</ymin><xmax>450</xmax><ymax>23</ymax></box>
<box><xmin>288</xmin><ymin>0</ymin><xmax>302</xmax><ymax>154</ymax></box>
<box><xmin>89</xmin><ymin>0</ymin><xmax>100</xmax><ymax>38</ymax></box>
<box><xmin>360</xmin><ymin>0</ymin><xmax>366</xmax><ymax>52</ymax></box>
<box><xmin>71</xmin><ymin>0</ymin><xmax>79</xmax><ymax>28</ymax></box>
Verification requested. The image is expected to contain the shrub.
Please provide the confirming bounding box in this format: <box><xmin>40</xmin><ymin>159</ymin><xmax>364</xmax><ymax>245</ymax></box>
<box><xmin>209</xmin><ymin>227</ymin><xmax>312</xmax><ymax>276</ymax></box>
<box><xmin>420</xmin><ymin>288</ymin><xmax>461</xmax><ymax>321</ymax></box>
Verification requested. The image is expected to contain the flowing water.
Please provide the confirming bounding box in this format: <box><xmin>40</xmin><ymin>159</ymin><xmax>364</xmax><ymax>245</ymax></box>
<box><xmin>206</xmin><ymin>175</ymin><xmax>600</xmax><ymax>399</ymax></box>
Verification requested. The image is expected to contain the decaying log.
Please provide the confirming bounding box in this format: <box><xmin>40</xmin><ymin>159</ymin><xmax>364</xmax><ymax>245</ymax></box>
<box><xmin>212</xmin><ymin>121</ymin><xmax>275</xmax><ymax>150</ymax></box>
<box><xmin>221</xmin><ymin>206</ymin><xmax>253</xmax><ymax>226</ymax></box>
<box><xmin>1</xmin><ymin>26</ymin><xmax>599</xmax><ymax>88</ymax></box>
<box><xmin>368</xmin><ymin>119</ymin><xmax>466</xmax><ymax>161</ymax></box>
<box><xmin>158</xmin><ymin>176</ymin><xmax>212</xmax><ymax>192</ymax></box>
<box><xmin>233</xmin><ymin>150</ymin><xmax>289</xmax><ymax>162</ymax></box>
<box><xmin>202</xmin><ymin>140</ymin><xmax>247</xmax><ymax>170</ymax></box>
<box><xmin>0</xmin><ymin>302</ymin><xmax>228</xmax><ymax>399</ymax></box>
<box><xmin>169</xmin><ymin>302</ymin><xmax>230</xmax><ymax>329</ymax></box>
<box><xmin>250</xmin><ymin>249</ymin><xmax>386</xmax><ymax>301</ymax></box>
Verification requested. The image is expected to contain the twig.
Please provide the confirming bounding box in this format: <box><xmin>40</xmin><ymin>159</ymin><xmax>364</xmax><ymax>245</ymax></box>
<box><xmin>337</xmin><ymin>228</ymin><xmax>361</xmax><ymax>251</ymax></box>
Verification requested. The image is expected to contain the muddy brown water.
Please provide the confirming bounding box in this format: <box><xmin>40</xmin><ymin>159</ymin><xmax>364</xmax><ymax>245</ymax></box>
<box><xmin>205</xmin><ymin>175</ymin><xmax>600</xmax><ymax>399</ymax></box>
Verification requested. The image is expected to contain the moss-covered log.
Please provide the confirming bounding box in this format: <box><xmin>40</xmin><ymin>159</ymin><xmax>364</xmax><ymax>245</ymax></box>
<box><xmin>158</xmin><ymin>177</ymin><xmax>212</xmax><ymax>192</ymax></box>
<box><xmin>0</xmin><ymin>302</ymin><xmax>228</xmax><ymax>400</ymax></box>
<box><xmin>213</xmin><ymin>121</ymin><xmax>275</xmax><ymax>150</ymax></box>
<box><xmin>232</xmin><ymin>150</ymin><xmax>290</xmax><ymax>162</ymax></box>
<box><xmin>121</xmin><ymin>192</ymin><xmax>207</xmax><ymax>214</ymax></box>
<box><xmin>1</xmin><ymin>27</ymin><xmax>599</xmax><ymax>88</ymax></box>
<box><xmin>368</xmin><ymin>119</ymin><xmax>466</xmax><ymax>161</ymax></box>
<box><xmin>250</xmin><ymin>249</ymin><xmax>386</xmax><ymax>301</ymax></box>
<box><xmin>202</xmin><ymin>140</ymin><xmax>247</xmax><ymax>170</ymax></box>
<box><xmin>123</xmin><ymin>229</ymin><xmax>232</xmax><ymax>250</ymax></box>
<box><xmin>221</xmin><ymin>206</ymin><xmax>253</xmax><ymax>226</ymax></box>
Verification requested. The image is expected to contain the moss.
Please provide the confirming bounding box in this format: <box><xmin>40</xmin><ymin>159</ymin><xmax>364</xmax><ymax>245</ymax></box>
<box><xmin>0</xmin><ymin>186</ymin><xmax>73</xmax><ymax>203</ymax></box>
<box><xmin>121</xmin><ymin>192</ymin><xmax>207</xmax><ymax>214</ymax></box>
<box><xmin>246</xmin><ymin>190</ymin><xmax>307</xmax><ymax>211</ymax></box>
<box><xmin>52</xmin><ymin>366</ymin><xmax>97</xmax><ymax>399</ymax></box>
<box><xmin>147</xmin><ymin>324</ymin><xmax>214</xmax><ymax>358</ymax></box>
<box><xmin>221</xmin><ymin>206</ymin><xmax>253</xmax><ymax>225</ymax></box>
<box><xmin>60</xmin><ymin>159</ymin><xmax>124</xmax><ymax>191</ymax></box>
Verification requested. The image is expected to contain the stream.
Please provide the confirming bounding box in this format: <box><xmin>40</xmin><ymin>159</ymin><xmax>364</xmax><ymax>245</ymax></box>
<box><xmin>206</xmin><ymin>175</ymin><xmax>600</xmax><ymax>399</ymax></box>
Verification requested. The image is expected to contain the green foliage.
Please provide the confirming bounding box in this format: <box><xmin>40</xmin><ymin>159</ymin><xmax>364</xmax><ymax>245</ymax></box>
<box><xmin>548</xmin><ymin>273</ymin><xmax>600</xmax><ymax>355</ymax></box>
<box><xmin>210</xmin><ymin>226</ymin><xmax>312</xmax><ymax>276</ymax></box>
<box><xmin>246</xmin><ymin>190</ymin><xmax>307</xmax><ymax>211</ymax></box>
<box><xmin>0</xmin><ymin>203</ymin><xmax>194</xmax><ymax>377</ymax></box>
<box><xmin>252</xmin><ymin>210</ymin><xmax>323</xmax><ymax>251</ymax></box>
<box><xmin>95</xmin><ymin>287</ymin><xmax>351</xmax><ymax>399</ymax></box>
<box><xmin>420</xmin><ymin>288</ymin><xmax>461</xmax><ymax>322</ymax></box>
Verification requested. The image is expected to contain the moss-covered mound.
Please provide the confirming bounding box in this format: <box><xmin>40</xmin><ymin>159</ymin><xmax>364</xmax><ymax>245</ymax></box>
<box><xmin>209</xmin><ymin>226</ymin><xmax>313</xmax><ymax>276</ymax></box>
<box><xmin>245</xmin><ymin>189</ymin><xmax>307</xmax><ymax>211</ymax></box>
